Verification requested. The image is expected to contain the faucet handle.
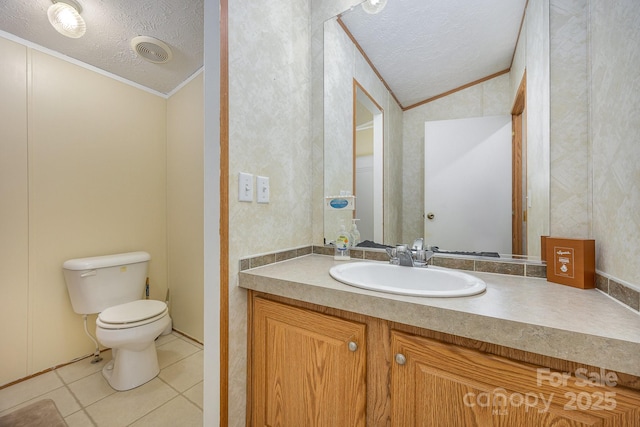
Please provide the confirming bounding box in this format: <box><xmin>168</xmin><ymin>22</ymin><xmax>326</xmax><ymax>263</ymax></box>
<box><xmin>412</xmin><ymin>238</ymin><xmax>424</xmax><ymax>251</ymax></box>
<box><xmin>413</xmin><ymin>249</ymin><xmax>435</xmax><ymax>267</ymax></box>
<box><xmin>385</xmin><ymin>247</ymin><xmax>399</xmax><ymax>265</ymax></box>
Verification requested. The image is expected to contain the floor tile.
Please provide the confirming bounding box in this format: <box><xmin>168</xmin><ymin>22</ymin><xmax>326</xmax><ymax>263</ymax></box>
<box><xmin>84</xmin><ymin>378</ymin><xmax>177</xmax><ymax>427</ymax></box>
<box><xmin>158</xmin><ymin>350</ymin><xmax>203</xmax><ymax>392</ymax></box>
<box><xmin>57</xmin><ymin>351</ymin><xmax>112</xmax><ymax>384</ymax></box>
<box><xmin>0</xmin><ymin>371</ymin><xmax>63</xmax><ymax>412</ymax></box>
<box><xmin>155</xmin><ymin>332</ymin><xmax>178</xmax><ymax>347</ymax></box>
<box><xmin>129</xmin><ymin>396</ymin><xmax>202</xmax><ymax>427</ymax></box>
<box><xmin>183</xmin><ymin>381</ymin><xmax>203</xmax><ymax>410</ymax></box>
<box><xmin>0</xmin><ymin>384</ymin><xmax>80</xmax><ymax>418</ymax></box>
<box><xmin>65</xmin><ymin>409</ymin><xmax>96</xmax><ymax>427</ymax></box>
<box><xmin>67</xmin><ymin>371</ymin><xmax>116</xmax><ymax>407</ymax></box>
<box><xmin>1</xmin><ymin>333</ymin><xmax>204</xmax><ymax>427</ymax></box>
<box><xmin>177</xmin><ymin>335</ymin><xmax>203</xmax><ymax>350</ymax></box>
<box><xmin>156</xmin><ymin>337</ymin><xmax>200</xmax><ymax>369</ymax></box>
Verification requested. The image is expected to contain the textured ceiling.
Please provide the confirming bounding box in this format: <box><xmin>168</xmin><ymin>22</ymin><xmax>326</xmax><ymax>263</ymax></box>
<box><xmin>0</xmin><ymin>1</ymin><xmax>525</xmax><ymax>102</ymax></box>
<box><xmin>0</xmin><ymin>0</ymin><xmax>203</xmax><ymax>95</ymax></box>
<box><xmin>340</xmin><ymin>0</ymin><xmax>527</xmax><ymax>108</ymax></box>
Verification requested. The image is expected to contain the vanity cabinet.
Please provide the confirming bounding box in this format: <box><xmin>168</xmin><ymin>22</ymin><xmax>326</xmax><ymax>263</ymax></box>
<box><xmin>391</xmin><ymin>331</ymin><xmax>640</xmax><ymax>426</ymax></box>
<box><xmin>249</xmin><ymin>297</ymin><xmax>366</xmax><ymax>426</ymax></box>
<box><xmin>248</xmin><ymin>292</ymin><xmax>640</xmax><ymax>426</ymax></box>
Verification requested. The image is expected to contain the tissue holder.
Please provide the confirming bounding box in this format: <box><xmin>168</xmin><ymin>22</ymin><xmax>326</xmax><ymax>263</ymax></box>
<box><xmin>543</xmin><ymin>237</ymin><xmax>595</xmax><ymax>289</ymax></box>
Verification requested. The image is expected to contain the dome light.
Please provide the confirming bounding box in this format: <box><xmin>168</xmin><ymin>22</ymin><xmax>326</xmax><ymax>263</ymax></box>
<box><xmin>362</xmin><ymin>0</ymin><xmax>388</xmax><ymax>14</ymax></box>
<box><xmin>48</xmin><ymin>0</ymin><xmax>86</xmax><ymax>39</ymax></box>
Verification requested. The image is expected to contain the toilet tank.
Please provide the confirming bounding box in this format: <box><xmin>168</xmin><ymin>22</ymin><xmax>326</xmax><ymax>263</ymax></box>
<box><xmin>62</xmin><ymin>251</ymin><xmax>151</xmax><ymax>315</ymax></box>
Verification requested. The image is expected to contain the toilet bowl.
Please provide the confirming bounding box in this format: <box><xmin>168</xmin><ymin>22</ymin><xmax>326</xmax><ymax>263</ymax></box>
<box><xmin>62</xmin><ymin>251</ymin><xmax>173</xmax><ymax>391</ymax></box>
<box><xmin>95</xmin><ymin>299</ymin><xmax>170</xmax><ymax>391</ymax></box>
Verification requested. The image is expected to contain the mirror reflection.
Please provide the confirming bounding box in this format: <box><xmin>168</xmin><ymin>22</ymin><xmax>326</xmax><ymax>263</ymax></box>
<box><xmin>323</xmin><ymin>0</ymin><xmax>549</xmax><ymax>258</ymax></box>
<box><xmin>354</xmin><ymin>81</ymin><xmax>384</xmax><ymax>243</ymax></box>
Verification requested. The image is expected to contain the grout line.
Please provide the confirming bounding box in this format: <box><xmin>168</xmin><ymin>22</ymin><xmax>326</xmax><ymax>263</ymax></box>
<box><xmin>2</xmin><ymin>332</ymin><xmax>203</xmax><ymax>426</ymax></box>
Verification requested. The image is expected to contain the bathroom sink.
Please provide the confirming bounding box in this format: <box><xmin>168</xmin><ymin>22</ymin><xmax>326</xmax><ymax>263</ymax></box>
<box><xmin>329</xmin><ymin>262</ymin><xmax>486</xmax><ymax>297</ymax></box>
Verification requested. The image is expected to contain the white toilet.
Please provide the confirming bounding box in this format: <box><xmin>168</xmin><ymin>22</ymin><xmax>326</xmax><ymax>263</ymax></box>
<box><xmin>62</xmin><ymin>251</ymin><xmax>171</xmax><ymax>391</ymax></box>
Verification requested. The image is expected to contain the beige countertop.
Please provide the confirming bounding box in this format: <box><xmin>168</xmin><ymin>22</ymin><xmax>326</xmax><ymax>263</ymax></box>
<box><xmin>239</xmin><ymin>254</ymin><xmax>640</xmax><ymax>376</ymax></box>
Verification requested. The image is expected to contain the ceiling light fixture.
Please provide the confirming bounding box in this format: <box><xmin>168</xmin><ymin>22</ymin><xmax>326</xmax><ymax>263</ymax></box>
<box><xmin>362</xmin><ymin>0</ymin><xmax>387</xmax><ymax>14</ymax></box>
<box><xmin>47</xmin><ymin>0</ymin><xmax>86</xmax><ymax>39</ymax></box>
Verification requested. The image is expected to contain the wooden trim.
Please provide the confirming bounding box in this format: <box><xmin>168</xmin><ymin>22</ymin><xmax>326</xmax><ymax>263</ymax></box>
<box><xmin>511</xmin><ymin>72</ymin><xmax>526</xmax><ymax>255</ymax></box>
<box><xmin>246</xmin><ymin>291</ymin><xmax>255</xmax><ymax>426</ymax></box>
<box><xmin>336</xmin><ymin>15</ymin><xmax>510</xmax><ymax>114</ymax></box>
<box><xmin>510</xmin><ymin>0</ymin><xmax>530</xmax><ymax>69</ymax></box>
<box><xmin>219</xmin><ymin>0</ymin><xmax>229</xmax><ymax>424</ymax></box>
<box><xmin>0</xmin><ymin>326</ymin><xmax>204</xmax><ymax>391</ymax></box>
<box><xmin>512</xmin><ymin>70</ymin><xmax>527</xmax><ymax>114</ymax></box>
<box><xmin>512</xmin><ymin>114</ymin><xmax>523</xmax><ymax>254</ymax></box>
<box><xmin>337</xmin><ymin>16</ymin><xmax>402</xmax><ymax>109</ymax></box>
<box><xmin>0</xmin><ymin>349</ymin><xmax>109</xmax><ymax>390</ymax></box>
<box><xmin>354</xmin><ymin>79</ymin><xmax>384</xmax><ymax>113</ymax></box>
<box><xmin>352</xmin><ymin>79</ymin><xmax>357</xmax><ymax>204</ymax></box>
<box><xmin>403</xmin><ymin>69</ymin><xmax>511</xmax><ymax>111</ymax></box>
<box><xmin>171</xmin><ymin>328</ymin><xmax>204</xmax><ymax>346</ymax></box>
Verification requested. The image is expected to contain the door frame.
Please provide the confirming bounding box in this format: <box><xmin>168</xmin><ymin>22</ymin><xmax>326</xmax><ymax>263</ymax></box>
<box><xmin>511</xmin><ymin>72</ymin><xmax>526</xmax><ymax>255</ymax></box>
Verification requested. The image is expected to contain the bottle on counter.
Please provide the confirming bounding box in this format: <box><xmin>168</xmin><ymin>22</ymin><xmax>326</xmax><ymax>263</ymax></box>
<box><xmin>334</xmin><ymin>221</ymin><xmax>351</xmax><ymax>261</ymax></box>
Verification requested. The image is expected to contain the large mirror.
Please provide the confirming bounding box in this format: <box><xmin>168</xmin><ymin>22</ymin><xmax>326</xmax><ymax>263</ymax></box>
<box><xmin>323</xmin><ymin>0</ymin><xmax>549</xmax><ymax>258</ymax></box>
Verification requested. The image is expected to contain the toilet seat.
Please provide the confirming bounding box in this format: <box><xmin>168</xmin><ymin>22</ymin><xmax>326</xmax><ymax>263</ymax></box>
<box><xmin>97</xmin><ymin>300</ymin><xmax>168</xmax><ymax>330</ymax></box>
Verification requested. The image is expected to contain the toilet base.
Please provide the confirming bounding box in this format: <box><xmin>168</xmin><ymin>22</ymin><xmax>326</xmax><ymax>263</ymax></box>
<box><xmin>102</xmin><ymin>343</ymin><xmax>160</xmax><ymax>391</ymax></box>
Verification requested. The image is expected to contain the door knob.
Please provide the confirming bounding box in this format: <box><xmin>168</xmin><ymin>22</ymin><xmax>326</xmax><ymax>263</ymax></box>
<box><xmin>395</xmin><ymin>353</ymin><xmax>407</xmax><ymax>365</ymax></box>
<box><xmin>348</xmin><ymin>341</ymin><xmax>358</xmax><ymax>352</ymax></box>
<box><xmin>426</xmin><ymin>212</ymin><xmax>435</xmax><ymax>220</ymax></box>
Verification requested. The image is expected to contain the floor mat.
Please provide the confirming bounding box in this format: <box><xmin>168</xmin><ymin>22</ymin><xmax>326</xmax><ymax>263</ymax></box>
<box><xmin>0</xmin><ymin>399</ymin><xmax>67</xmax><ymax>427</ymax></box>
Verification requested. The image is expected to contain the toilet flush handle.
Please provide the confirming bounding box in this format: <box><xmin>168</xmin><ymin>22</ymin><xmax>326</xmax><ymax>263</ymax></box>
<box><xmin>80</xmin><ymin>270</ymin><xmax>97</xmax><ymax>277</ymax></box>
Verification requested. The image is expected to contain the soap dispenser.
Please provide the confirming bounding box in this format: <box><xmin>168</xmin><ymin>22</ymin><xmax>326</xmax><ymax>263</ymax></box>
<box><xmin>350</xmin><ymin>219</ymin><xmax>361</xmax><ymax>247</ymax></box>
<box><xmin>334</xmin><ymin>220</ymin><xmax>351</xmax><ymax>261</ymax></box>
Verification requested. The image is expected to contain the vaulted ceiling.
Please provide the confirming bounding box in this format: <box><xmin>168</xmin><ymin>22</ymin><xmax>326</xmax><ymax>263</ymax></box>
<box><xmin>0</xmin><ymin>0</ymin><xmax>203</xmax><ymax>95</ymax></box>
<box><xmin>0</xmin><ymin>1</ymin><xmax>526</xmax><ymax>103</ymax></box>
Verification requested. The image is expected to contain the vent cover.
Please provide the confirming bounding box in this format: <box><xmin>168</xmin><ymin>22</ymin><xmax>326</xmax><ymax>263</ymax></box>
<box><xmin>130</xmin><ymin>36</ymin><xmax>173</xmax><ymax>64</ymax></box>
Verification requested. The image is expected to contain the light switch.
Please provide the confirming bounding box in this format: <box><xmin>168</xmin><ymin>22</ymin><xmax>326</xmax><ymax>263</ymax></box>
<box><xmin>257</xmin><ymin>176</ymin><xmax>270</xmax><ymax>203</ymax></box>
<box><xmin>238</xmin><ymin>172</ymin><xmax>253</xmax><ymax>202</ymax></box>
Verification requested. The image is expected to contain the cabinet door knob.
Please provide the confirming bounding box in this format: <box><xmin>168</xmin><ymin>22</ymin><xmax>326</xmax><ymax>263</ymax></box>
<box><xmin>395</xmin><ymin>353</ymin><xmax>407</xmax><ymax>365</ymax></box>
<box><xmin>348</xmin><ymin>341</ymin><xmax>358</xmax><ymax>352</ymax></box>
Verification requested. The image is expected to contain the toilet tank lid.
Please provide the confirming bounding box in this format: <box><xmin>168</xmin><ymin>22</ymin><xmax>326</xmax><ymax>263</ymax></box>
<box><xmin>63</xmin><ymin>251</ymin><xmax>151</xmax><ymax>270</ymax></box>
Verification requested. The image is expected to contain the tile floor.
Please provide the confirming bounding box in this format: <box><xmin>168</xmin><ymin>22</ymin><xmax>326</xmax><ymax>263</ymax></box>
<box><xmin>0</xmin><ymin>332</ymin><xmax>203</xmax><ymax>426</ymax></box>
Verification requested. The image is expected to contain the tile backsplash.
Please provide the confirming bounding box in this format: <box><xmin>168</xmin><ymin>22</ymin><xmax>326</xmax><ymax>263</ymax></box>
<box><xmin>243</xmin><ymin>245</ymin><xmax>548</xmax><ymax>278</ymax></box>
<box><xmin>596</xmin><ymin>274</ymin><xmax>640</xmax><ymax>312</ymax></box>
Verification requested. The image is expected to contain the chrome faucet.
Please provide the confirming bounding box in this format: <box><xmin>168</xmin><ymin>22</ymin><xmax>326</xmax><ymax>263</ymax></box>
<box><xmin>386</xmin><ymin>239</ymin><xmax>434</xmax><ymax>267</ymax></box>
<box><xmin>412</xmin><ymin>238</ymin><xmax>424</xmax><ymax>251</ymax></box>
<box><xmin>396</xmin><ymin>245</ymin><xmax>415</xmax><ymax>267</ymax></box>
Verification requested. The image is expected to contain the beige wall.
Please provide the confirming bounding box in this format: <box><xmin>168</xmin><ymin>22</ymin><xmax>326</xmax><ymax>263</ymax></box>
<box><xmin>0</xmin><ymin>37</ymin><xmax>168</xmax><ymax>385</ymax></box>
<box><xmin>591</xmin><ymin>0</ymin><xmax>640</xmax><ymax>287</ymax></box>
<box><xmin>0</xmin><ymin>37</ymin><xmax>29</xmax><ymax>386</ymax></box>
<box><xmin>549</xmin><ymin>0</ymin><xmax>590</xmax><ymax>239</ymax></box>
<box><xmin>167</xmin><ymin>73</ymin><xmax>204</xmax><ymax>342</ymax></box>
<box><xmin>227</xmin><ymin>0</ymin><xmax>312</xmax><ymax>422</ymax></box>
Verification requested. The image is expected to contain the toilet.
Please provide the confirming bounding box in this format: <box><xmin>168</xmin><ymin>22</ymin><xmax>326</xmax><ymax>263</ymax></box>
<box><xmin>62</xmin><ymin>251</ymin><xmax>171</xmax><ymax>391</ymax></box>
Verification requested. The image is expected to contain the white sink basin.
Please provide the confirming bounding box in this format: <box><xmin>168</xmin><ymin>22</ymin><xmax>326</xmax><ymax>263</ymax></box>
<box><xmin>329</xmin><ymin>262</ymin><xmax>486</xmax><ymax>297</ymax></box>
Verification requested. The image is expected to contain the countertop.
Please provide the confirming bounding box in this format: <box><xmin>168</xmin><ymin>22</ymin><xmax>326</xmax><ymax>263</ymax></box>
<box><xmin>238</xmin><ymin>254</ymin><xmax>640</xmax><ymax>376</ymax></box>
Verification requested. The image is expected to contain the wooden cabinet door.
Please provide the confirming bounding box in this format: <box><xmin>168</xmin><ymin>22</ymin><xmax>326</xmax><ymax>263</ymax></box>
<box><xmin>251</xmin><ymin>297</ymin><xmax>366</xmax><ymax>427</ymax></box>
<box><xmin>391</xmin><ymin>331</ymin><xmax>640</xmax><ymax>427</ymax></box>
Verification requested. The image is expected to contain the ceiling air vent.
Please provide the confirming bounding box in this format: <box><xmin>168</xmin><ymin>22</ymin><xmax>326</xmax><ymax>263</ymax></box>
<box><xmin>130</xmin><ymin>36</ymin><xmax>173</xmax><ymax>64</ymax></box>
